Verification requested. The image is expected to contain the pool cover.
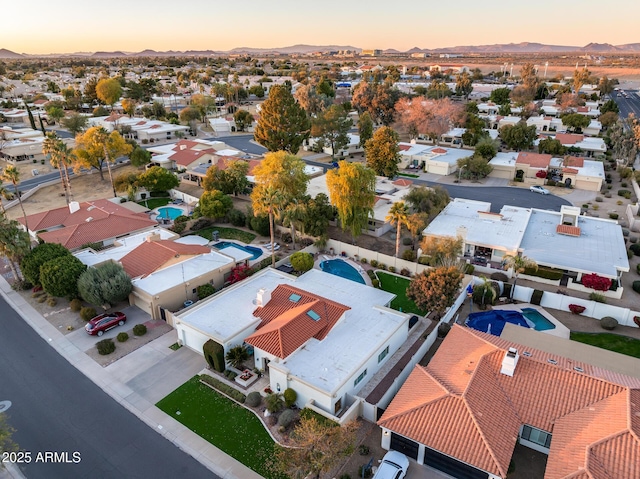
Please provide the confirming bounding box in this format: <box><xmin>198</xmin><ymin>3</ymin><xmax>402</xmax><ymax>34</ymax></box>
<box><xmin>465</xmin><ymin>310</ymin><xmax>530</xmax><ymax>336</ymax></box>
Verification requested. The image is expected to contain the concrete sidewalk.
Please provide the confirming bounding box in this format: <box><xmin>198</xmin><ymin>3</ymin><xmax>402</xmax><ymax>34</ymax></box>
<box><xmin>0</xmin><ymin>278</ymin><xmax>262</xmax><ymax>479</ymax></box>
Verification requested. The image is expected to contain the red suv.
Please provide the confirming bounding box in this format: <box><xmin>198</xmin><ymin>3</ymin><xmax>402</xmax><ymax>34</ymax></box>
<box><xmin>85</xmin><ymin>312</ymin><xmax>127</xmax><ymax>336</ymax></box>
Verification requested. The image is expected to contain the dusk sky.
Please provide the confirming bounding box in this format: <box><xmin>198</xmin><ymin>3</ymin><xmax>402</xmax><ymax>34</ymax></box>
<box><xmin>3</xmin><ymin>0</ymin><xmax>639</xmax><ymax>54</ymax></box>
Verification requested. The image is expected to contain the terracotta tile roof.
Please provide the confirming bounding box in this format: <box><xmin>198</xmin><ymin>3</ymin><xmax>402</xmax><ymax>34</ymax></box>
<box><xmin>20</xmin><ymin>199</ymin><xmax>157</xmax><ymax>250</ymax></box>
<box><xmin>170</xmin><ymin>148</ymin><xmax>215</xmax><ymax>167</ymax></box>
<box><xmin>119</xmin><ymin>240</ymin><xmax>210</xmax><ymax>278</ymax></box>
<box><xmin>556</xmin><ymin>224</ymin><xmax>581</xmax><ymax>237</ymax></box>
<box><xmin>577</xmin><ymin>106</ymin><xmax>589</xmax><ymax>113</ymax></box>
<box><xmin>398</xmin><ymin>144</ymin><xmax>411</xmax><ymax>151</ymax></box>
<box><xmin>172</xmin><ymin>139</ymin><xmax>200</xmax><ymax>150</ymax></box>
<box><xmin>245</xmin><ymin>284</ymin><xmax>350</xmax><ymax>358</ymax></box>
<box><xmin>392</xmin><ymin>179</ymin><xmax>413</xmax><ymax>187</ymax></box>
<box><xmin>562</xmin><ymin>167</ymin><xmax>579</xmax><ymax>174</ymax></box>
<box><xmin>563</xmin><ymin>157</ymin><xmax>584</xmax><ymax>168</ymax></box>
<box><xmin>432</xmin><ymin>148</ymin><xmax>447</xmax><ymax>154</ymax></box>
<box><xmin>556</xmin><ymin>133</ymin><xmax>584</xmax><ymax>145</ymax></box>
<box><xmin>215</xmin><ymin>157</ymin><xmax>261</xmax><ymax>175</ymax></box>
<box><xmin>379</xmin><ymin>326</ymin><xmax>639</xmax><ymax>479</ymax></box>
<box><xmin>516</xmin><ymin>152</ymin><xmax>552</xmax><ymax>168</ymax></box>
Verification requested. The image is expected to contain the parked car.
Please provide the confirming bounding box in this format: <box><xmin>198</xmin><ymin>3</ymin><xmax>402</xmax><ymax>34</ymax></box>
<box><xmin>530</xmin><ymin>185</ymin><xmax>550</xmax><ymax>195</ymax></box>
<box><xmin>85</xmin><ymin>312</ymin><xmax>127</xmax><ymax>336</ymax></box>
<box><xmin>372</xmin><ymin>451</ymin><xmax>410</xmax><ymax>479</ymax></box>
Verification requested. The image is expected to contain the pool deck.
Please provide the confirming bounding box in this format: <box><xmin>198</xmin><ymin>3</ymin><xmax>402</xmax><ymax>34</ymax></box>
<box><xmin>491</xmin><ymin>303</ymin><xmax>571</xmax><ymax>338</ymax></box>
<box><xmin>314</xmin><ymin>255</ymin><xmax>372</xmax><ymax>286</ymax></box>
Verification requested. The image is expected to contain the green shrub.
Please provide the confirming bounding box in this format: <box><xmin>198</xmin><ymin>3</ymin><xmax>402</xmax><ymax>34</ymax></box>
<box><xmin>69</xmin><ymin>298</ymin><xmax>83</xmax><ymax>312</ymax></box>
<box><xmin>437</xmin><ymin>322</ymin><xmax>451</xmax><ymax>338</ymax></box>
<box><xmin>170</xmin><ymin>222</ymin><xmax>186</xmax><ymax>234</ymax></box>
<box><xmin>199</xmin><ymin>374</ymin><xmax>246</xmax><ymax>403</ymax></box>
<box><xmin>96</xmin><ymin>339</ymin><xmax>115</xmax><ymax>355</ymax></box>
<box><xmin>464</xmin><ymin>263</ymin><xmax>475</xmax><ymax>274</ymax></box>
<box><xmin>80</xmin><ymin>306</ymin><xmax>97</xmax><ymax>321</ymax></box>
<box><xmin>388</xmin><ymin>266</ymin><xmax>396</xmax><ymax>273</ymax></box>
<box><xmin>595</xmin><ymin>196</ymin><xmax>603</xmax><ymax>202</ymax></box>
<box><xmin>133</xmin><ymin>323</ymin><xmax>147</xmax><ymax>336</ymax></box>
<box><xmin>621</xmin><ymin>182</ymin><xmax>628</xmax><ymax>187</ymax></box>
<box><xmin>245</xmin><ymin>391</ymin><xmax>262</xmax><ymax>407</ymax></box>
<box><xmin>600</xmin><ymin>316</ymin><xmax>618</xmax><ymax>330</ymax></box>
<box><xmin>622</xmin><ymin>228</ymin><xmax>630</xmax><ymax>237</ymax></box>
<box><xmin>400</xmin><ymin>268</ymin><xmax>411</xmax><ymax>277</ymax></box>
<box><xmin>530</xmin><ymin>289</ymin><xmax>544</xmax><ymax>305</ymax></box>
<box><xmin>637</xmin><ymin>263</ymin><xmax>640</xmax><ymax>274</ymax></box>
<box><xmin>277</xmin><ymin>409</ymin><xmax>297</xmax><ymax>428</ymax></box>
<box><xmin>290</xmin><ymin>251</ymin><xmax>314</xmax><ymax>272</ymax></box>
<box><xmin>265</xmin><ymin>393</ymin><xmax>285</xmax><ymax>413</ymax></box>
<box><xmin>340</xmin><ymin>474</ymin><xmax>352</xmax><ymax>479</ymax></box>
<box><xmin>378</xmin><ymin>263</ymin><xmax>387</xmax><ymax>270</ymax></box>
<box><xmin>227</xmin><ymin>208</ymin><xmax>246</xmax><ymax>227</ymax></box>
<box><xmin>203</xmin><ymin>339</ymin><xmax>225</xmax><ymax>372</ymax></box>
<box><xmin>372</xmin><ymin>279</ymin><xmax>380</xmax><ymax>288</ymax></box>
<box><xmin>360</xmin><ymin>258</ymin><xmax>368</xmax><ymax>264</ymax></box>
<box><xmin>117</xmin><ymin>332</ymin><xmax>129</xmax><ymax>342</ymax></box>
<box><xmin>174</xmin><ymin>215</ymin><xmax>189</xmax><ymax>224</ymax></box>
<box><xmin>47</xmin><ymin>297</ymin><xmax>57</xmax><ymax>307</ymax></box>
<box><xmin>402</xmin><ymin>237</ymin><xmax>413</xmax><ymax>246</ymax></box>
<box><xmin>633</xmin><ymin>281</ymin><xmax>640</xmax><ymax>293</ymax></box>
<box><xmin>37</xmin><ymin>295</ymin><xmax>47</xmax><ymax>303</ymax></box>
<box><xmin>609</xmin><ymin>213</ymin><xmax>619</xmax><ymax>220</ymax></box>
<box><xmin>197</xmin><ymin>283</ymin><xmax>216</xmax><ymax>300</ymax></box>
<box><xmin>490</xmin><ymin>272</ymin><xmax>509</xmax><ymax>282</ymax></box>
<box><xmin>630</xmin><ymin>237</ymin><xmax>638</xmax><ymax>244</ymax></box>
<box><xmin>367</xmin><ymin>269</ymin><xmax>375</xmax><ymax>279</ymax></box>
<box><xmin>284</xmin><ymin>388</ymin><xmax>297</xmax><ymax>408</ymax></box>
<box><xmin>589</xmin><ymin>292</ymin><xmax>606</xmax><ymax>303</ymax></box>
<box><xmin>618</xmin><ymin>189</ymin><xmax>631</xmax><ymax>199</ymax></box>
<box><xmin>628</xmin><ymin>249</ymin><xmax>634</xmax><ymax>259</ymax></box>
<box><xmin>370</xmin><ymin>259</ymin><xmax>378</xmax><ymax>267</ymax></box>
<box><xmin>402</xmin><ymin>250</ymin><xmax>416</xmax><ymax>261</ymax></box>
<box><xmin>224</xmin><ymin>369</ymin><xmax>238</xmax><ymax>380</ymax></box>
<box><xmin>524</xmin><ymin>266</ymin><xmax>563</xmax><ymax>280</ymax></box>
<box><xmin>630</xmin><ymin>243</ymin><xmax>640</xmax><ymax>256</ymax></box>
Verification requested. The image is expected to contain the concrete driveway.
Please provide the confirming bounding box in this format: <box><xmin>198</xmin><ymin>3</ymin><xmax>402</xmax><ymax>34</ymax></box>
<box><xmin>66</xmin><ymin>305</ymin><xmax>152</xmax><ymax>351</ymax></box>
<box><xmin>405</xmin><ymin>461</ymin><xmax>455</xmax><ymax>479</ymax></box>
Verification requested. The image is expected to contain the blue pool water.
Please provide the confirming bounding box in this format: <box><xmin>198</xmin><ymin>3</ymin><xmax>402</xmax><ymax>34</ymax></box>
<box><xmin>214</xmin><ymin>241</ymin><xmax>263</xmax><ymax>261</ymax></box>
<box><xmin>320</xmin><ymin>259</ymin><xmax>366</xmax><ymax>284</ymax></box>
<box><xmin>157</xmin><ymin>206</ymin><xmax>184</xmax><ymax>220</ymax></box>
<box><xmin>466</xmin><ymin>308</ymin><xmax>556</xmax><ymax>336</ymax></box>
<box><xmin>521</xmin><ymin>307</ymin><xmax>556</xmax><ymax>331</ymax></box>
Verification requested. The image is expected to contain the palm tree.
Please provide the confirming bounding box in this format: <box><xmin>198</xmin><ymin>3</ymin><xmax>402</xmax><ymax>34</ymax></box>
<box><xmin>0</xmin><ymin>216</ymin><xmax>31</xmax><ymax>282</ymax></box>
<box><xmin>282</xmin><ymin>200</ymin><xmax>307</xmax><ymax>250</ymax></box>
<box><xmin>472</xmin><ymin>276</ymin><xmax>497</xmax><ymax>310</ymax></box>
<box><xmin>225</xmin><ymin>345</ymin><xmax>249</xmax><ymax>370</ymax></box>
<box><xmin>0</xmin><ymin>184</ymin><xmax>14</xmax><ymax>216</ymax></box>
<box><xmin>503</xmin><ymin>254</ymin><xmax>538</xmax><ymax>298</ymax></box>
<box><xmin>253</xmin><ymin>186</ymin><xmax>285</xmax><ymax>267</ymax></box>
<box><xmin>386</xmin><ymin>201</ymin><xmax>410</xmax><ymax>257</ymax></box>
<box><xmin>43</xmin><ymin>133</ymin><xmax>73</xmax><ymax>204</ymax></box>
<box><xmin>1</xmin><ymin>166</ymin><xmax>29</xmax><ymax>234</ymax></box>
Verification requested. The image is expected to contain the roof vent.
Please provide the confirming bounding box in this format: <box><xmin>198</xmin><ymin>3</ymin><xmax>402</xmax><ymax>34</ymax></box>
<box><xmin>180</xmin><ymin>145</ymin><xmax>187</xmax><ymax>150</ymax></box>
<box><xmin>547</xmin><ymin>358</ymin><xmax>558</xmax><ymax>365</ymax></box>
<box><xmin>69</xmin><ymin>201</ymin><xmax>80</xmax><ymax>214</ymax></box>
<box><xmin>573</xmin><ymin>366</ymin><xmax>584</xmax><ymax>373</ymax></box>
<box><xmin>522</xmin><ymin>351</ymin><xmax>532</xmax><ymax>357</ymax></box>
<box><xmin>500</xmin><ymin>347</ymin><xmax>519</xmax><ymax>377</ymax></box>
<box><xmin>85</xmin><ymin>217</ymin><xmax>93</xmax><ymax>222</ymax></box>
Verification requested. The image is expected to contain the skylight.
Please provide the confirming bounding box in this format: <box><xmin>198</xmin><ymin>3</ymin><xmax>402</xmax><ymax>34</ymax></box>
<box><xmin>289</xmin><ymin>293</ymin><xmax>302</xmax><ymax>303</ymax></box>
<box><xmin>307</xmin><ymin>310</ymin><xmax>320</xmax><ymax>321</ymax></box>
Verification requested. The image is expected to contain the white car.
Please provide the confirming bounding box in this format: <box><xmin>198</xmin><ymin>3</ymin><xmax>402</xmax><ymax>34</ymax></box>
<box><xmin>530</xmin><ymin>185</ymin><xmax>550</xmax><ymax>195</ymax></box>
<box><xmin>372</xmin><ymin>451</ymin><xmax>410</xmax><ymax>479</ymax></box>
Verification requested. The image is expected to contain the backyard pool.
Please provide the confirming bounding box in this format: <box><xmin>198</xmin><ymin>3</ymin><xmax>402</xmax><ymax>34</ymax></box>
<box><xmin>320</xmin><ymin>259</ymin><xmax>366</xmax><ymax>284</ymax></box>
<box><xmin>214</xmin><ymin>241</ymin><xmax>263</xmax><ymax>261</ymax></box>
<box><xmin>466</xmin><ymin>307</ymin><xmax>556</xmax><ymax>336</ymax></box>
<box><xmin>157</xmin><ymin>206</ymin><xmax>185</xmax><ymax>220</ymax></box>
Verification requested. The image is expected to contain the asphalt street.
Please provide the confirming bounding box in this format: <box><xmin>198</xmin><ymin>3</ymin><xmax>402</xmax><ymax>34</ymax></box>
<box><xmin>612</xmin><ymin>89</ymin><xmax>640</xmax><ymax>120</ymax></box>
<box><xmin>0</xmin><ymin>295</ymin><xmax>218</xmax><ymax>479</ymax></box>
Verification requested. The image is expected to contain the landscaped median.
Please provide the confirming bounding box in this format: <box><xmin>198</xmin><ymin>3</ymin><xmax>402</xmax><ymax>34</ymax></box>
<box><xmin>156</xmin><ymin>375</ymin><xmax>280</xmax><ymax>478</ymax></box>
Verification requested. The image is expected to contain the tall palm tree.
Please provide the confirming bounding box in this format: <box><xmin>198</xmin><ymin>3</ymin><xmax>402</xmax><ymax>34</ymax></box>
<box><xmin>0</xmin><ymin>216</ymin><xmax>31</xmax><ymax>282</ymax></box>
<box><xmin>253</xmin><ymin>186</ymin><xmax>284</xmax><ymax>267</ymax></box>
<box><xmin>386</xmin><ymin>201</ymin><xmax>410</xmax><ymax>258</ymax></box>
<box><xmin>1</xmin><ymin>166</ymin><xmax>29</xmax><ymax>234</ymax></box>
<box><xmin>0</xmin><ymin>184</ymin><xmax>14</xmax><ymax>216</ymax></box>
<box><xmin>503</xmin><ymin>254</ymin><xmax>537</xmax><ymax>298</ymax></box>
<box><xmin>43</xmin><ymin>133</ymin><xmax>74</xmax><ymax>204</ymax></box>
<box><xmin>282</xmin><ymin>200</ymin><xmax>307</xmax><ymax>250</ymax></box>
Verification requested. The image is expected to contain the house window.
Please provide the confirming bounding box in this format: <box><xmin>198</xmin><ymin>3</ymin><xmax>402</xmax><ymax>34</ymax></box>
<box><xmin>354</xmin><ymin>369</ymin><xmax>367</xmax><ymax>387</ymax></box>
<box><xmin>192</xmin><ymin>288</ymin><xmax>197</xmax><ymax>294</ymax></box>
<box><xmin>378</xmin><ymin>346</ymin><xmax>389</xmax><ymax>363</ymax></box>
<box><xmin>521</xmin><ymin>425</ymin><xmax>552</xmax><ymax>448</ymax></box>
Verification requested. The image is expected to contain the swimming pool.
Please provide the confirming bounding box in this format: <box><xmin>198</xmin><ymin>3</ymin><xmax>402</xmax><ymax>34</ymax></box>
<box><xmin>521</xmin><ymin>307</ymin><xmax>556</xmax><ymax>331</ymax></box>
<box><xmin>157</xmin><ymin>206</ymin><xmax>185</xmax><ymax>220</ymax></box>
<box><xmin>320</xmin><ymin>259</ymin><xmax>366</xmax><ymax>284</ymax></box>
<box><xmin>466</xmin><ymin>307</ymin><xmax>556</xmax><ymax>336</ymax></box>
<box><xmin>214</xmin><ymin>241</ymin><xmax>263</xmax><ymax>261</ymax></box>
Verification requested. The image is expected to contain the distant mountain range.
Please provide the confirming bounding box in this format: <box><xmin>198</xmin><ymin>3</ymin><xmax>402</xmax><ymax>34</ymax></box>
<box><xmin>2</xmin><ymin>42</ymin><xmax>640</xmax><ymax>58</ymax></box>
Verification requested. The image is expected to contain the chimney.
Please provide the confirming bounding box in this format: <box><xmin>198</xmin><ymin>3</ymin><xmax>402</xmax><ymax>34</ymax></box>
<box><xmin>69</xmin><ymin>201</ymin><xmax>80</xmax><ymax>214</ymax></box>
<box><xmin>255</xmin><ymin>288</ymin><xmax>271</xmax><ymax>307</ymax></box>
<box><xmin>145</xmin><ymin>232</ymin><xmax>161</xmax><ymax>242</ymax></box>
<box><xmin>180</xmin><ymin>144</ymin><xmax>187</xmax><ymax>151</ymax></box>
<box><xmin>500</xmin><ymin>347</ymin><xmax>519</xmax><ymax>377</ymax></box>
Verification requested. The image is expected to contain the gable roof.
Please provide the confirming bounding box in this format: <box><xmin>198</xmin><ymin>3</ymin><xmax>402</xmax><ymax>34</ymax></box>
<box><xmin>516</xmin><ymin>152</ymin><xmax>552</xmax><ymax>168</ymax></box>
<box><xmin>119</xmin><ymin>240</ymin><xmax>210</xmax><ymax>278</ymax></box>
<box><xmin>245</xmin><ymin>284</ymin><xmax>350</xmax><ymax>359</ymax></box>
<box><xmin>556</xmin><ymin>133</ymin><xmax>584</xmax><ymax>145</ymax></box>
<box><xmin>20</xmin><ymin>199</ymin><xmax>157</xmax><ymax>250</ymax></box>
<box><xmin>379</xmin><ymin>325</ymin><xmax>638</xmax><ymax>479</ymax></box>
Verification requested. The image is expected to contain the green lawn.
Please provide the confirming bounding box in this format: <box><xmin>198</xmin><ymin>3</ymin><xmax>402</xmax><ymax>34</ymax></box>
<box><xmin>156</xmin><ymin>376</ymin><xmax>277</xmax><ymax>478</ymax></box>
<box><xmin>397</xmin><ymin>172</ymin><xmax>420</xmax><ymax>178</ymax></box>
<box><xmin>376</xmin><ymin>271</ymin><xmax>425</xmax><ymax>315</ymax></box>
<box><xmin>570</xmin><ymin>332</ymin><xmax>640</xmax><ymax>359</ymax></box>
<box><xmin>137</xmin><ymin>197</ymin><xmax>172</xmax><ymax>209</ymax></box>
<box><xmin>194</xmin><ymin>226</ymin><xmax>256</xmax><ymax>244</ymax></box>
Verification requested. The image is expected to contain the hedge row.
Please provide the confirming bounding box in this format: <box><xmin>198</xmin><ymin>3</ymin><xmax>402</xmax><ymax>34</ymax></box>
<box><xmin>524</xmin><ymin>266</ymin><xmax>563</xmax><ymax>281</ymax></box>
<box><xmin>199</xmin><ymin>375</ymin><xmax>246</xmax><ymax>403</ymax></box>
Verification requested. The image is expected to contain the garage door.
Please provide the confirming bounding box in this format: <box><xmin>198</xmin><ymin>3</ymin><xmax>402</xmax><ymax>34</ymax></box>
<box><xmin>390</xmin><ymin>433</ymin><xmax>419</xmax><ymax>460</ymax></box>
<box><xmin>423</xmin><ymin>447</ymin><xmax>488</xmax><ymax>479</ymax></box>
